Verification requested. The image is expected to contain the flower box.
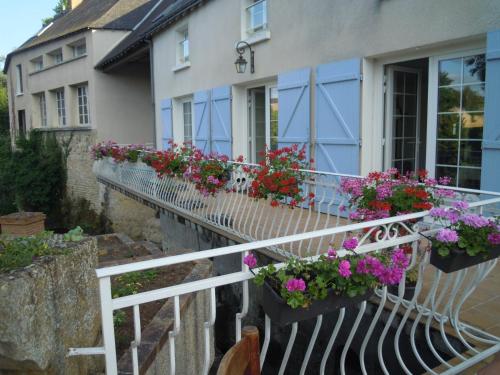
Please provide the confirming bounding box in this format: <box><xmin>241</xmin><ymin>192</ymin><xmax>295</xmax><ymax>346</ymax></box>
<box><xmin>388</xmin><ymin>282</ymin><xmax>417</xmax><ymax>300</ymax></box>
<box><xmin>430</xmin><ymin>246</ymin><xmax>500</xmax><ymax>273</ymax></box>
<box><xmin>261</xmin><ymin>281</ymin><xmax>372</xmax><ymax>326</ymax></box>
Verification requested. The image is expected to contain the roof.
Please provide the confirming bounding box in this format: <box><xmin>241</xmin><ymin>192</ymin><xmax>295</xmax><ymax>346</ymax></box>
<box><xmin>3</xmin><ymin>0</ymin><xmax>155</xmax><ymax>72</ymax></box>
<box><xmin>96</xmin><ymin>0</ymin><xmax>208</xmax><ymax>70</ymax></box>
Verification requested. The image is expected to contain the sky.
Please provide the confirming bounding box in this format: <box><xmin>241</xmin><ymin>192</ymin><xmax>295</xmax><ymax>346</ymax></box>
<box><xmin>0</xmin><ymin>0</ymin><xmax>56</xmax><ymax>69</ymax></box>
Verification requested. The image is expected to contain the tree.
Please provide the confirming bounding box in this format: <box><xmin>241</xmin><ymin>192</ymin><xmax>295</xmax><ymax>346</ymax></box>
<box><xmin>42</xmin><ymin>0</ymin><xmax>70</xmax><ymax>26</ymax></box>
<box><xmin>0</xmin><ymin>55</ymin><xmax>8</xmax><ymax>134</ymax></box>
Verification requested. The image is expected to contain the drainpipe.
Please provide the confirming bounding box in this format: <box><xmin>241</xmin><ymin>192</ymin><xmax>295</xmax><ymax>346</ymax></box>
<box><xmin>146</xmin><ymin>39</ymin><xmax>156</xmax><ymax>149</ymax></box>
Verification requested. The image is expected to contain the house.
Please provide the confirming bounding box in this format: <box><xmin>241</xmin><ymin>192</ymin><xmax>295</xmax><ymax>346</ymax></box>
<box><xmin>3</xmin><ymin>0</ymin><xmax>155</xmax><ymax>144</ymax></box>
<box><xmin>97</xmin><ymin>0</ymin><xmax>500</xmax><ymax>193</ymax></box>
<box><xmin>2</xmin><ymin>0</ymin><xmax>160</xmax><ymax>235</ymax></box>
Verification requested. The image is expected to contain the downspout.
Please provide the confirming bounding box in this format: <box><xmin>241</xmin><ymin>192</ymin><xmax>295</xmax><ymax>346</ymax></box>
<box><xmin>146</xmin><ymin>39</ymin><xmax>156</xmax><ymax>149</ymax></box>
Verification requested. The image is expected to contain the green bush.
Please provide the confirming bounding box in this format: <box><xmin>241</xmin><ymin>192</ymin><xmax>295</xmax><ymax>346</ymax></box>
<box><xmin>12</xmin><ymin>132</ymin><xmax>66</xmax><ymax>218</ymax></box>
<box><xmin>0</xmin><ymin>132</ymin><xmax>15</xmax><ymax>215</ymax></box>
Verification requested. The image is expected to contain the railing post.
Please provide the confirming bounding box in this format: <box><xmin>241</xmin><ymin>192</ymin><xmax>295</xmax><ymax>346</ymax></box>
<box><xmin>99</xmin><ymin>277</ymin><xmax>118</xmax><ymax>375</ymax></box>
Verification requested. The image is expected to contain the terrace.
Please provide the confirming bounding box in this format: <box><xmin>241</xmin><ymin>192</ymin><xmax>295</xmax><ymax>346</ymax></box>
<box><xmin>70</xmin><ymin>157</ymin><xmax>500</xmax><ymax>374</ymax></box>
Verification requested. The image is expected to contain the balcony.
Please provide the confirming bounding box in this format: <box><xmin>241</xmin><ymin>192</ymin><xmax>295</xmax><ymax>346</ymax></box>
<box><xmin>70</xmin><ymin>158</ymin><xmax>500</xmax><ymax>374</ymax></box>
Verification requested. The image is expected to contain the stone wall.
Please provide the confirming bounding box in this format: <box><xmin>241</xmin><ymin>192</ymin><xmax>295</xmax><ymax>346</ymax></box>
<box><xmin>38</xmin><ymin>128</ymin><xmax>158</xmax><ymax>241</ymax></box>
<box><xmin>0</xmin><ymin>238</ymin><xmax>102</xmax><ymax>374</ymax></box>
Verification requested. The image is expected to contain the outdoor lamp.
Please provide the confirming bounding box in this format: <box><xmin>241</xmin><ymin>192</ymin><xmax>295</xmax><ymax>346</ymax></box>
<box><xmin>235</xmin><ymin>41</ymin><xmax>254</xmax><ymax>74</ymax></box>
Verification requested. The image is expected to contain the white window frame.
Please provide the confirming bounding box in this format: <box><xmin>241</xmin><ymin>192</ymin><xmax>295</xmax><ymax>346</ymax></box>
<box><xmin>181</xmin><ymin>97</ymin><xmax>194</xmax><ymax>145</ymax></box>
<box><xmin>15</xmin><ymin>64</ymin><xmax>23</xmax><ymax>95</ymax></box>
<box><xmin>425</xmin><ymin>47</ymin><xmax>485</xmax><ymax>182</ymax></box>
<box><xmin>55</xmin><ymin>89</ymin><xmax>66</xmax><ymax>127</ymax></box>
<box><xmin>77</xmin><ymin>85</ymin><xmax>90</xmax><ymax>126</ymax></box>
<box><xmin>246</xmin><ymin>0</ymin><xmax>267</xmax><ymax>35</ymax></box>
<box><xmin>72</xmin><ymin>41</ymin><xmax>86</xmax><ymax>58</ymax></box>
<box><xmin>39</xmin><ymin>92</ymin><xmax>47</xmax><ymax>127</ymax></box>
<box><xmin>361</xmin><ymin>39</ymin><xmax>485</xmax><ymax>176</ymax></box>
<box><xmin>383</xmin><ymin>66</ymin><xmax>422</xmax><ymax>172</ymax></box>
<box><xmin>247</xmin><ymin>81</ymin><xmax>277</xmax><ymax>162</ymax></box>
<box><xmin>49</xmin><ymin>48</ymin><xmax>64</xmax><ymax>65</ymax></box>
<box><xmin>32</xmin><ymin>57</ymin><xmax>44</xmax><ymax>72</ymax></box>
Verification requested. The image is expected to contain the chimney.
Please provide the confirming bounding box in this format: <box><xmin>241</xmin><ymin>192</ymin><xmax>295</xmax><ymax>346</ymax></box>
<box><xmin>70</xmin><ymin>0</ymin><xmax>84</xmax><ymax>9</ymax></box>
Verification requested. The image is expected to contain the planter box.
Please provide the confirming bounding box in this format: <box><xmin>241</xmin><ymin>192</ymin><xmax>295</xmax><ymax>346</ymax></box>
<box><xmin>430</xmin><ymin>246</ymin><xmax>500</xmax><ymax>273</ymax></box>
<box><xmin>388</xmin><ymin>283</ymin><xmax>417</xmax><ymax>300</ymax></box>
<box><xmin>261</xmin><ymin>282</ymin><xmax>373</xmax><ymax>326</ymax></box>
<box><xmin>0</xmin><ymin>212</ymin><xmax>46</xmax><ymax>237</ymax></box>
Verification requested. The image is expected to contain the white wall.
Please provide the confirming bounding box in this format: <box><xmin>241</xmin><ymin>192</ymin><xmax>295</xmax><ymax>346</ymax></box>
<box><xmin>152</xmin><ymin>0</ymin><xmax>500</xmax><ymax>172</ymax></box>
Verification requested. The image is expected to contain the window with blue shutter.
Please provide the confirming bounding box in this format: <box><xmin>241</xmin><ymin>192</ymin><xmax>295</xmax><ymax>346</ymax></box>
<box><xmin>277</xmin><ymin>68</ymin><xmax>311</xmax><ymax>155</ymax></box>
<box><xmin>315</xmin><ymin>58</ymin><xmax>361</xmax><ymax>175</ymax></box>
<box><xmin>210</xmin><ymin>85</ymin><xmax>232</xmax><ymax>157</ymax></box>
<box><xmin>160</xmin><ymin>98</ymin><xmax>173</xmax><ymax>150</ymax></box>
<box><xmin>194</xmin><ymin>90</ymin><xmax>210</xmax><ymax>153</ymax></box>
<box><xmin>481</xmin><ymin>29</ymin><xmax>500</xmax><ymax>192</ymax></box>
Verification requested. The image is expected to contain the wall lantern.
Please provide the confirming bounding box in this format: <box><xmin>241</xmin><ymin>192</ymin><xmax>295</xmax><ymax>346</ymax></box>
<box><xmin>234</xmin><ymin>41</ymin><xmax>254</xmax><ymax>74</ymax></box>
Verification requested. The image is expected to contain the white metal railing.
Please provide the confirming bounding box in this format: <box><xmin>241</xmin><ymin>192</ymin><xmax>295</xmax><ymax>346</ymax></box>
<box><xmin>92</xmin><ymin>158</ymin><xmax>500</xmax><ymax>259</ymax></box>
<box><xmin>68</xmin><ymin>201</ymin><xmax>500</xmax><ymax>374</ymax></box>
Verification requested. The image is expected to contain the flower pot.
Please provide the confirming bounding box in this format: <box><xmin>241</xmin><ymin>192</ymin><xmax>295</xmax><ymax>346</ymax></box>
<box><xmin>388</xmin><ymin>283</ymin><xmax>417</xmax><ymax>300</ymax></box>
<box><xmin>261</xmin><ymin>281</ymin><xmax>373</xmax><ymax>326</ymax></box>
<box><xmin>430</xmin><ymin>245</ymin><xmax>500</xmax><ymax>273</ymax></box>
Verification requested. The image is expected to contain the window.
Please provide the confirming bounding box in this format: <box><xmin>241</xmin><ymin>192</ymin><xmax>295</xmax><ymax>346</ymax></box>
<box><xmin>246</xmin><ymin>0</ymin><xmax>267</xmax><ymax>35</ymax></box>
<box><xmin>182</xmin><ymin>100</ymin><xmax>193</xmax><ymax>144</ymax></box>
<box><xmin>48</xmin><ymin>48</ymin><xmax>63</xmax><ymax>65</ymax></box>
<box><xmin>55</xmin><ymin>89</ymin><xmax>66</xmax><ymax>126</ymax></box>
<box><xmin>435</xmin><ymin>53</ymin><xmax>485</xmax><ymax>189</ymax></box>
<box><xmin>177</xmin><ymin>28</ymin><xmax>189</xmax><ymax>64</ymax></box>
<box><xmin>269</xmin><ymin>86</ymin><xmax>278</xmax><ymax>150</ymax></box>
<box><xmin>32</xmin><ymin>57</ymin><xmax>44</xmax><ymax>71</ymax></box>
<box><xmin>73</xmin><ymin>42</ymin><xmax>86</xmax><ymax>57</ymax></box>
<box><xmin>15</xmin><ymin>64</ymin><xmax>23</xmax><ymax>94</ymax></box>
<box><xmin>39</xmin><ymin>93</ymin><xmax>47</xmax><ymax>127</ymax></box>
<box><xmin>18</xmin><ymin>110</ymin><xmax>26</xmax><ymax>135</ymax></box>
<box><xmin>77</xmin><ymin>85</ymin><xmax>90</xmax><ymax>125</ymax></box>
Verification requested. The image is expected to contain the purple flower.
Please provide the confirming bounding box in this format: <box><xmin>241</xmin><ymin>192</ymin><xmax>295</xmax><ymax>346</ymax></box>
<box><xmin>343</xmin><ymin>237</ymin><xmax>358</xmax><ymax>251</ymax></box>
<box><xmin>430</xmin><ymin>207</ymin><xmax>447</xmax><ymax>218</ymax></box>
<box><xmin>376</xmin><ymin>183</ymin><xmax>393</xmax><ymax>200</ymax></box>
<box><xmin>436</xmin><ymin>228</ymin><xmax>459</xmax><ymax>243</ymax></box>
<box><xmin>452</xmin><ymin>201</ymin><xmax>469</xmax><ymax>211</ymax></box>
<box><xmin>327</xmin><ymin>247</ymin><xmax>337</xmax><ymax>259</ymax></box>
<box><xmin>285</xmin><ymin>278</ymin><xmax>306</xmax><ymax>292</ymax></box>
<box><xmin>488</xmin><ymin>233</ymin><xmax>500</xmax><ymax>245</ymax></box>
<box><xmin>460</xmin><ymin>214</ymin><xmax>490</xmax><ymax>228</ymax></box>
<box><xmin>243</xmin><ymin>253</ymin><xmax>257</xmax><ymax>268</ymax></box>
<box><xmin>391</xmin><ymin>248</ymin><xmax>409</xmax><ymax>269</ymax></box>
<box><xmin>338</xmin><ymin>260</ymin><xmax>352</xmax><ymax>278</ymax></box>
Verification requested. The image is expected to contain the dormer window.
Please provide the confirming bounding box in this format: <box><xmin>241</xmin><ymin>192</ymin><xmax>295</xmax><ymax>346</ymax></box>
<box><xmin>31</xmin><ymin>56</ymin><xmax>44</xmax><ymax>72</ymax></box>
<box><xmin>48</xmin><ymin>48</ymin><xmax>63</xmax><ymax>65</ymax></box>
<box><xmin>72</xmin><ymin>42</ymin><xmax>86</xmax><ymax>57</ymax></box>
<box><xmin>246</xmin><ymin>0</ymin><xmax>267</xmax><ymax>35</ymax></box>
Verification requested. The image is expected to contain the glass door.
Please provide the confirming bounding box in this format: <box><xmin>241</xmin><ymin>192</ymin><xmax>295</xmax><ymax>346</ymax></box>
<box><xmin>385</xmin><ymin>66</ymin><xmax>421</xmax><ymax>173</ymax></box>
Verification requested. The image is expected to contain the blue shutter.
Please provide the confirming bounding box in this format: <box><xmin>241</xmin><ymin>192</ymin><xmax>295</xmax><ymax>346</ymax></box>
<box><xmin>210</xmin><ymin>85</ymin><xmax>232</xmax><ymax>157</ymax></box>
<box><xmin>277</xmin><ymin>68</ymin><xmax>311</xmax><ymax>154</ymax></box>
<box><xmin>315</xmin><ymin>58</ymin><xmax>361</xmax><ymax>175</ymax></box>
<box><xmin>194</xmin><ymin>90</ymin><xmax>210</xmax><ymax>153</ymax></box>
<box><xmin>160</xmin><ymin>98</ymin><xmax>172</xmax><ymax>150</ymax></box>
<box><xmin>481</xmin><ymin>30</ymin><xmax>500</xmax><ymax>192</ymax></box>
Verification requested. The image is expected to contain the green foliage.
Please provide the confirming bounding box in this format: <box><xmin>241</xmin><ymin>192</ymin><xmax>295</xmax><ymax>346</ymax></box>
<box><xmin>113</xmin><ymin>310</ymin><xmax>126</xmax><ymax>327</ymax></box>
<box><xmin>42</xmin><ymin>0</ymin><xmax>70</xmax><ymax>26</ymax></box>
<box><xmin>59</xmin><ymin>196</ymin><xmax>112</xmax><ymax>235</ymax></box>
<box><xmin>11</xmin><ymin>132</ymin><xmax>66</xmax><ymax>218</ymax></box>
<box><xmin>112</xmin><ymin>270</ymin><xmax>158</xmax><ymax>298</ymax></box>
<box><xmin>0</xmin><ymin>132</ymin><xmax>16</xmax><ymax>214</ymax></box>
<box><xmin>0</xmin><ymin>231</ymin><xmax>67</xmax><ymax>272</ymax></box>
<box><xmin>63</xmin><ymin>226</ymin><xmax>84</xmax><ymax>242</ymax></box>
